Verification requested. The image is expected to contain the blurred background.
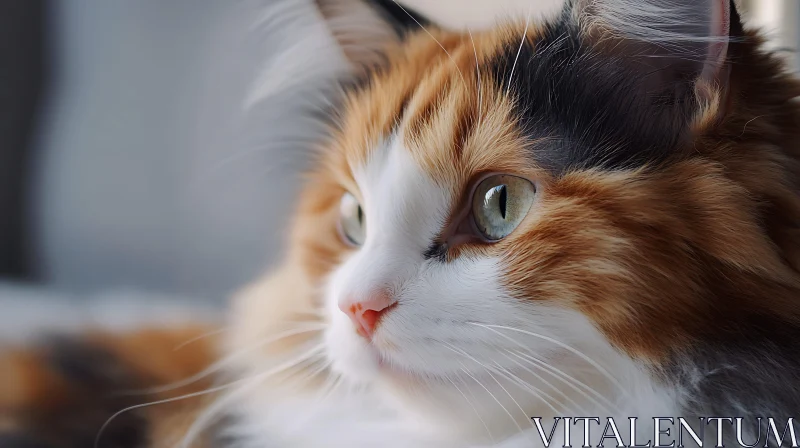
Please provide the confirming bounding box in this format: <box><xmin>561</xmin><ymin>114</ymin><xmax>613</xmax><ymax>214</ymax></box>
<box><xmin>0</xmin><ymin>0</ymin><xmax>797</xmax><ymax>313</ymax></box>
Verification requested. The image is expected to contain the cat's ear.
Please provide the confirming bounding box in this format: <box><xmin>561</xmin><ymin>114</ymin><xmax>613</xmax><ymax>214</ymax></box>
<box><xmin>316</xmin><ymin>0</ymin><xmax>426</xmax><ymax>72</ymax></box>
<box><xmin>573</xmin><ymin>0</ymin><xmax>741</xmax><ymax>110</ymax></box>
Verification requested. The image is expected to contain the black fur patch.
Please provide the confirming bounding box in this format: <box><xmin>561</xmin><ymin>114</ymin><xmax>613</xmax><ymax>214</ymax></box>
<box><xmin>4</xmin><ymin>336</ymin><xmax>148</xmax><ymax>448</ymax></box>
<box><xmin>487</xmin><ymin>8</ymin><xmax>706</xmax><ymax>174</ymax></box>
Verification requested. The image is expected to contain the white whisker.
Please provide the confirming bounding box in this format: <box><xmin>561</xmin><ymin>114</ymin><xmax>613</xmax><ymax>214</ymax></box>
<box><xmin>507</xmin><ymin>9</ymin><xmax>532</xmax><ymax>95</ymax></box>
<box><xmin>97</xmin><ymin>383</ymin><xmax>236</xmax><ymax>448</ymax></box>
<box><xmin>96</xmin><ymin>343</ymin><xmax>325</xmax><ymax>448</ymax></box>
<box><xmin>176</xmin><ymin>344</ymin><xmax>327</xmax><ymax>448</ymax></box>
<box><xmin>445</xmin><ymin>374</ymin><xmax>495</xmax><ymax>445</ymax></box>
<box><xmin>199</xmin><ymin>137</ymin><xmax>320</xmax><ymax>178</ymax></box>
<box><xmin>486</xmin><ymin>328</ymin><xmax>618</xmax><ymax>410</ymax></box>
<box><xmin>499</xmin><ymin>350</ymin><xmax>588</xmax><ymax>416</ymax></box>
<box><xmin>173</xmin><ymin>327</ymin><xmax>228</xmax><ymax>351</ymax></box>
<box><xmin>455</xmin><ymin>360</ymin><xmax>524</xmax><ymax>435</ymax></box>
<box><xmin>490</xmin><ymin>358</ymin><xmax>569</xmax><ymax>416</ymax></box>
<box><xmin>511</xmin><ymin>350</ymin><xmax>616</xmax><ymax>412</ymax></box>
<box><xmin>315</xmin><ymin>371</ymin><xmax>344</xmax><ymax>408</ymax></box>
<box><xmin>444</xmin><ymin>342</ymin><xmax>535</xmax><ymax>433</ymax></box>
<box><xmin>177</xmin><ymin>379</ymin><xmax>261</xmax><ymax>448</ymax></box>
<box><xmin>390</xmin><ymin>1</ymin><xmax>467</xmax><ymax>90</ymax></box>
<box><xmin>120</xmin><ymin>323</ymin><xmax>325</xmax><ymax>396</ymax></box>
<box><xmin>467</xmin><ymin>28</ymin><xmax>483</xmax><ymax>124</ymax></box>
<box><xmin>468</xmin><ymin>323</ymin><xmax>630</xmax><ymax>398</ymax></box>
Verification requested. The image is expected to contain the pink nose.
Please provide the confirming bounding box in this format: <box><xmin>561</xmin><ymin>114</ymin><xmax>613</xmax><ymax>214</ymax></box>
<box><xmin>339</xmin><ymin>291</ymin><xmax>394</xmax><ymax>339</ymax></box>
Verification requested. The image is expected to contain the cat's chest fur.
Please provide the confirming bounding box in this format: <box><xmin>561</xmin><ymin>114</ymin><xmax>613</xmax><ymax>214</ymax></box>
<box><xmin>217</xmin><ymin>381</ymin><xmax>681</xmax><ymax>448</ymax></box>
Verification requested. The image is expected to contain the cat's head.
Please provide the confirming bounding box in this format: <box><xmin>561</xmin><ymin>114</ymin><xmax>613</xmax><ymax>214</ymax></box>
<box><xmin>232</xmin><ymin>0</ymin><xmax>800</xmax><ymax>442</ymax></box>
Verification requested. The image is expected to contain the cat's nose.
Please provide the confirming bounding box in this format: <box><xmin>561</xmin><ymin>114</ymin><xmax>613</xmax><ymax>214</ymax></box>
<box><xmin>339</xmin><ymin>291</ymin><xmax>394</xmax><ymax>339</ymax></box>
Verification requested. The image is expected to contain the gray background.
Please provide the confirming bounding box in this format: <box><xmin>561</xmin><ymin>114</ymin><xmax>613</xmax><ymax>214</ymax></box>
<box><xmin>31</xmin><ymin>0</ymin><xmax>355</xmax><ymax>300</ymax></box>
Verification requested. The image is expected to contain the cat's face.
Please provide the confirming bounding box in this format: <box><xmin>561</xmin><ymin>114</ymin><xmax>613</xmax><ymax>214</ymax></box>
<box><xmin>319</xmin><ymin>79</ymin><xmax>632</xmax><ymax>435</ymax></box>
<box><xmin>307</xmin><ymin>10</ymin><xmax>735</xmax><ymax>434</ymax></box>
<box><xmin>311</xmin><ymin>25</ymin><xmax>660</xmax><ymax>436</ymax></box>
<box><xmin>233</xmin><ymin>0</ymin><xmax>800</xmax><ymax>443</ymax></box>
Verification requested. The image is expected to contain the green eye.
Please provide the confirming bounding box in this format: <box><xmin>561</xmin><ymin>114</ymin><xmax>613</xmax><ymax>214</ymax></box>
<box><xmin>339</xmin><ymin>192</ymin><xmax>366</xmax><ymax>246</ymax></box>
<box><xmin>472</xmin><ymin>175</ymin><xmax>535</xmax><ymax>241</ymax></box>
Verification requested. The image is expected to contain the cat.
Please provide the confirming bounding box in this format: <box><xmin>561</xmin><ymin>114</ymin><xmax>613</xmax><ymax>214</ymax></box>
<box><xmin>4</xmin><ymin>0</ymin><xmax>800</xmax><ymax>446</ymax></box>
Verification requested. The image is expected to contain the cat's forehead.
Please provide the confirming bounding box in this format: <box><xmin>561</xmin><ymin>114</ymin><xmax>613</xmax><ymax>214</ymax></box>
<box><xmin>332</xmin><ymin>16</ymin><xmax>696</xmax><ymax>188</ymax></box>
<box><xmin>333</xmin><ymin>26</ymin><xmax>547</xmax><ymax>189</ymax></box>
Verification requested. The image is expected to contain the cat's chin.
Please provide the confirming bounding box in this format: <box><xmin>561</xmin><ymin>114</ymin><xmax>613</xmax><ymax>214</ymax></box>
<box><xmin>324</xmin><ymin>328</ymin><xmax>438</xmax><ymax>394</ymax></box>
<box><xmin>325</xmin><ymin>322</ymin><xmax>383</xmax><ymax>382</ymax></box>
<box><xmin>323</xmin><ymin>336</ymin><xmax>534</xmax><ymax>443</ymax></box>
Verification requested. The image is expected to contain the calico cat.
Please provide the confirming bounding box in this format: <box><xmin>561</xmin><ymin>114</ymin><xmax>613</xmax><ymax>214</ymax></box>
<box><xmin>4</xmin><ymin>0</ymin><xmax>800</xmax><ymax>446</ymax></box>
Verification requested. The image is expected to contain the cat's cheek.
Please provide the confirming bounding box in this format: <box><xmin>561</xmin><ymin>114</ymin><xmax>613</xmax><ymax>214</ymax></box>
<box><xmin>324</xmin><ymin>311</ymin><xmax>381</xmax><ymax>383</ymax></box>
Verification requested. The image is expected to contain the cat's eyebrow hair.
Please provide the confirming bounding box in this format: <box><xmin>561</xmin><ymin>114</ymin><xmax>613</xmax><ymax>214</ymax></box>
<box><xmin>389</xmin><ymin>95</ymin><xmax>413</xmax><ymax>135</ymax></box>
<box><xmin>423</xmin><ymin>242</ymin><xmax>447</xmax><ymax>262</ymax></box>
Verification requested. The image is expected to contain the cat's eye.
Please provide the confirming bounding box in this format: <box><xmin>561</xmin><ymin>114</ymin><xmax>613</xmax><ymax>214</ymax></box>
<box><xmin>472</xmin><ymin>175</ymin><xmax>535</xmax><ymax>241</ymax></box>
<box><xmin>339</xmin><ymin>192</ymin><xmax>366</xmax><ymax>246</ymax></box>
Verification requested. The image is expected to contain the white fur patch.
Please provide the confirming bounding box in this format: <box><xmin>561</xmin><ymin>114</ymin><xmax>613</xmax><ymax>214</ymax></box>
<box><xmin>308</xmin><ymin>136</ymin><xmax>679</xmax><ymax>446</ymax></box>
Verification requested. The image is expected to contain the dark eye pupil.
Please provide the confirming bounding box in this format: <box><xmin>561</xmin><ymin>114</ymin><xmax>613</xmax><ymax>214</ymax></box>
<box><xmin>498</xmin><ymin>185</ymin><xmax>507</xmax><ymax>219</ymax></box>
<box><xmin>357</xmin><ymin>205</ymin><xmax>363</xmax><ymax>225</ymax></box>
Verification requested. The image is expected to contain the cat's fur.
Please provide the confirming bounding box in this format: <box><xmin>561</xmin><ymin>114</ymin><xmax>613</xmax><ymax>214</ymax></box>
<box><xmin>4</xmin><ymin>0</ymin><xmax>800</xmax><ymax>446</ymax></box>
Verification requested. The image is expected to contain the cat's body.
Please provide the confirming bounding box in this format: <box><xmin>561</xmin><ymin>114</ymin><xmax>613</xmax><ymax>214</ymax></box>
<box><xmin>4</xmin><ymin>0</ymin><xmax>800</xmax><ymax>446</ymax></box>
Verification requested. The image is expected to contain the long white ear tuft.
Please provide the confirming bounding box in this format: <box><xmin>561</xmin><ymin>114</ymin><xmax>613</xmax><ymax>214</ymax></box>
<box><xmin>576</xmin><ymin>0</ymin><xmax>732</xmax><ymax>84</ymax></box>
<box><xmin>316</xmin><ymin>0</ymin><xmax>403</xmax><ymax>72</ymax></box>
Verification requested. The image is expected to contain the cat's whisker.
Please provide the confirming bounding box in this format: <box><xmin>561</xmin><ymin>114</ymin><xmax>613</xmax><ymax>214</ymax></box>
<box><xmin>491</xmin><ymin>329</ymin><xmax>614</xmax><ymax>408</ymax></box>
<box><xmin>315</xmin><ymin>371</ymin><xmax>344</xmax><ymax>408</ymax></box>
<box><xmin>287</xmin><ymin>358</ymin><xmax>331</xmax><ymax>389</ymax></box>
<box><xmin>390</xmin><ymin>1</ymin><xmax>467</xmax><ymax>91</ymax></box>
<box><xmin>443</xmin><ymin>342</ymin><xmax>541</xmax><ymax>431</ymax></box>
<box><xmin>467</xmin><ymin>28</ymin><xmax>483</xmax><ymax>125</ymax></box>
<box><xmin>495</xmin><ymin>353</ymin><xmax>580</xmax><ymax>415</ymax></box>
<box><xmin>445</xmin><ymin>374</ymin><xmax>496</xmax><ymax>446</ymax></box>
<box><xmin>445</xmin><ymin>343</ymin><xmax>529</xmax><ymax>434</ymax></box>
<box><xmin>457</xmin><ymin>363</ymin><xmax>525</xmax><ymax>436</ymax></box>
<box><xmin>499</xmin><ymin>350</ymin><xmax>594</xmax><ymax>416</ymax></box>
<box><xmin>182</xmin><ymin>349</ymin><xmax>325</xmax><ymax>448</ymax></box>
<box><xmin>740</xmin><ymin>114</ymin><xmax>767</xmax><ymax>137</ymax></box>
<box><xmin>173</xmin><ymin>326</ymin><xmax>229</xmax><ymax>351</ymax></box>
<box><xmin>196</xmin><ymin>136</ymin><xmax>321</xmax><ymax>180</ymax></box>
<box><xmin>510</xmin><ymin>350</ymin><xmax>617</xmax><ymax>411</ymax></box>
<box><xmin>467</xmin><ymin>322</ymin><xmax>630</xmax><ymax>399</ymax></box>
<box><xmin>458</xmin><ymin>371</ymin><xmax>496</xmax><ymax>441</ymax></box>
<box><xmin>178</xmin><ymin>379</ymin><xmax>261</xmax><ymax>448</ymax></box>
<box><xmin>261</xmin><ymin>358</ymin><xmax>333</xmax><ymax>437</ymax></box>
<box><xmin>303</xmin><ymin>307</ymin><xmax>328</xmax><ymax>317</ymax></box>
<box><xmin>492</xmin><ymin>330</ymin><xmax>619</xmax><ymax>410</ymax></box>
<box><xmin>96</xmin><ymin>343</ymin><xmax>326</xmax><ymax>448</ymax></box>
<box><xmin>507</xmin><ymin>9</ymin><xmax>532</xmax><ymax>95</ymax></box>
<box><xmin>97</xmin><ymin>383</ymin><xmax>235</xmax><ymax>448</ymax></box>
<box><xmin>177</xmin><ymin>345</ymin><xmax>327</xmax><ymax>448</ymax></box>
<box><xmin>119</xmin><ymin>323</ymin><xmax>326</xmax><ymax>396</ymax></box>
<box><xmin>487</xmin><ymin>361</ymin><xmax>564</xmax><ymax>416</ymax></box>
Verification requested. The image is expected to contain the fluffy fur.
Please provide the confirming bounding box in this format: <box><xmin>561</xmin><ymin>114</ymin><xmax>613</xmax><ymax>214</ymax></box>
<box><xmin>4</xmin><ymin>0</ymin><xmax>800</xmax><ymax>446</ymax></box>
<box><xmin>228</xmin><ymin>0</ymin><xmax>800</xmax><ymax>445</ymax></box>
